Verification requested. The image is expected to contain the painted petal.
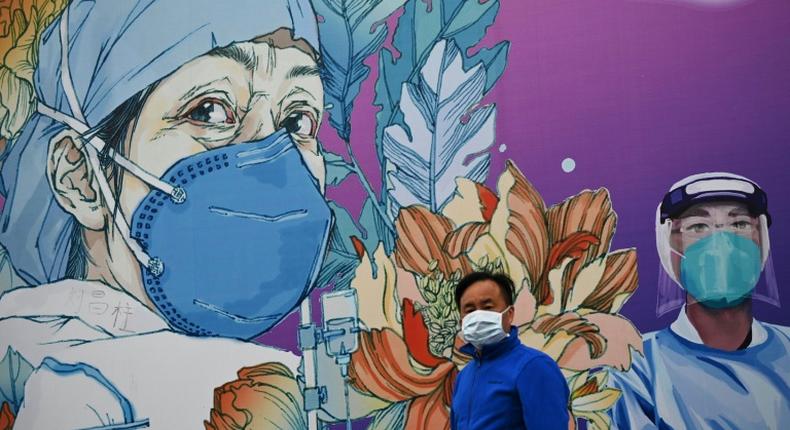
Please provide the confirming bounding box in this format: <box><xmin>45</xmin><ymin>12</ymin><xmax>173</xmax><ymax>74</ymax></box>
<box><xmin>489</xmin><ymin>161</ymin><xmax>546</xmax><ymax>291</ymax></box>
<box><xmin>567</xmin><ymin>370</ymin><xmax>590</xmax><ymax>394</ymax></box>
<box><xmin>568</xmin><ymin>412</ymin><xmax>578</xmax><ymax>430</ymax></box>
<box><xmin>565</xmin><ymin>257</ymin><xmax>607</xmax><ymax>311</ymax></box>
<box><xmin>533</xmin><ymin>313</ymin><xmax>607</xmax><ymax>360</ymax></box>
<box><xmin>465</xmin><ymin>233</ymin><xmax>509</xmax><ymax>271</ymax></box>
<box><xmin>546</xmin><ymin>189</ymin><xmax>617</xmax><ymax>306</ymax></box>
<box><xmin>402</xmin><ymin>299</ymin><xmax>447</xmax><ymax>368</ymax></box>
<box><xmin>543</xmin><ymin>232</ymin><xmax>600</xmax><ymax>307</ymax></box>
<box><xmin>512</xmin><ymin>287</ymin><xmax>538</xmax><ymax>326</ymax></box>
<box><xmin>581</xmin><ymin>250</ymin><xmax>639</xmax><ymax>313</ymax></box>
<box><xmin>350</xmin><ymin>328</ymin><xmax>456</xmax><ymax>402</ymax></box>
<box><xmin>501</xmin><ymin>162</ymin><xmax>549</xmax><ymax>288</ymax></box>
<box><xmin>572</xmin><ymin>388</ymin><xmax>621</xmax><ymax>413</ymax></box>
<box><xmin>518</xmin><ymin>325</ymin><xmax>576</xmax><ymax>361</ymax></box>
<box><xmin>541</xmin><ymin>258</ymin><xmax>574</xmax><ymax>316</ymax></box>
<box><xmin>442</xmin><ymin>178</ymin><xmax>498</xmax><ymax>225</ymax></box>
<box><xmin>395</xmin><ymin>206</ymin><xmax>471</xmax><ymax>277</ymax></box>
<box><xmin>206</xmin><ymin>363</ymin><xmax>306</xmax><ymax>429</ymax></box>
<box><xmin>557</xmin><ymin>313</ymin><xmax>644</xmax><ymax>371</ymax></box>
<box><xmin>404</xmin><ymin>374</ymin><xmax>456</xmax><ymax>430</ymax></box>
<box><xmin>352</xmin><ymin>244</ymin><xmax>403</xmax><ymax>336</ymax></box>
<box><xmin>395</xmin><ymin>267</ymin><xmax>424</xmax><ymax>324</ymax></box>
<box><xmin>444</xmin><ymin>222</ymin><xmax>489</xmax><ymax>258</ymax></box>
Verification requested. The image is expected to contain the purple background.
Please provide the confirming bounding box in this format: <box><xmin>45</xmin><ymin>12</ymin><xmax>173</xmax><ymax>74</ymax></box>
<box><xmin>314</xmin><ymin>0</ymin><xmax>790</xmax><ymax>338</ymax></box>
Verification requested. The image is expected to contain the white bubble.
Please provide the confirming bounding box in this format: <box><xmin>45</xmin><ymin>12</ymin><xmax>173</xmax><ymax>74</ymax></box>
<box><xmin>561</xmin><ymin>158</ymin><xmax>576</xmax><ymax>173</ymax></box>
<box><xmin>498</xmin><ymin>143</ymin><xmax>507</xmax><ymax>153</ymax></box>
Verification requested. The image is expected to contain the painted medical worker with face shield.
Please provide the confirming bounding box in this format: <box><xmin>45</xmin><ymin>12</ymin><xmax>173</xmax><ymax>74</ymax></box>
<box><xmin>610</xmin><ymin>172</ymin><xmax>790</xmax><ymax>429</ymax></box>
<box><xmin>0</xmin><ymin>1</ymin><xmax>331</xmax><ymax>428</ymax></box>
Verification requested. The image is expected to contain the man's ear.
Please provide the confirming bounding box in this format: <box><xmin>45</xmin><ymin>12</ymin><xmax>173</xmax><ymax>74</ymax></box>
<box><xmin>47</xmin><ymin>129</ymin><xmax>107</xmax><ymax>230</ymax></box>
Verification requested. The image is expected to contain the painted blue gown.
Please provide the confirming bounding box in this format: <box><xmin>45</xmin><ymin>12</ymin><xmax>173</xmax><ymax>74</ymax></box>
<box><xmin>610</xmin><ymin>316</ymin><xmax>790</xmax><ymax>429</ymax></box>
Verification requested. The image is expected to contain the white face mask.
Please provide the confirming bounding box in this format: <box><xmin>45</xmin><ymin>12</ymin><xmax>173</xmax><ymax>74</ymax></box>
<box><xmin>461</xmin><ymin>307</ymin><xmax>511</xmax><ymax>349</ymax></box>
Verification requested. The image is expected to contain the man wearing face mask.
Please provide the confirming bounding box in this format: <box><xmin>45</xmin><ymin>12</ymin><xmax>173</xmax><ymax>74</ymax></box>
<box><xmin>451</xmin><ymin>271</ymin><xmax>570</xmax><ymax>430</ymax></box>
<box><xmin>610</xmin><ymin>172</ymin><xmax>790</xmax><ymax>429</ymax></box>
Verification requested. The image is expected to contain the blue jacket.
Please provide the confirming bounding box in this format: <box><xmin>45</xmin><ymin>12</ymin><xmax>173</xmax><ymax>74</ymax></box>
<box><xmin>451</xmin><ymin>327</ymin><xmax>570</xmax><ymax>429</ymax></box>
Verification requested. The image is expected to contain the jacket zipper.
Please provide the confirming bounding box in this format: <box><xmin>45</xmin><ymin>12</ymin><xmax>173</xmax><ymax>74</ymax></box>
<box><xmin>467</xmin><ymin>352</ymin><xmax>482</xmax><ymax>427</ymax></box>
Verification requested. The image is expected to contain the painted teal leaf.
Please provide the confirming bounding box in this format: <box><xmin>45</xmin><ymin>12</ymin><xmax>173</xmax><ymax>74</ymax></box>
<box><xmin>359</xmin><ymin>196</ymin><xmax>395</xmax><ymax>254</ymax></box>
<box><xmin>324</xmin><ymin>151</ymin><xmax>355</xmax><ymax>187</ymax></box>
<box><xmin>444</xmin><ymin>0</ymin><xmax>498</xmax><ymax>37</ymax></box>
<box><xmin>0</xmin><ymin>346</ymin><xmax>34</xmax><ymax>415</ymax></box>
<box><xmin>315</xmin><ymin>202</ymin><xmax>363</xmax><ymax>290</ymax></box>
<box><xmin>314</xmin><ymin>0</ymin><xmax>408</xmax><ymax>141</ymax></box>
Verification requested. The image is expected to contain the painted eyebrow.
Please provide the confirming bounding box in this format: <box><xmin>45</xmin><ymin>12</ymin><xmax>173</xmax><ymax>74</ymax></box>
<box><xmin>208</xmin><ymin>44</ymin><xmax>257</xmax><ymax>72</ymax></box>
<box><xmin>729</xmin><ymin>207</ymin><xmax>751</xmax><ymax>217</ymax></box>
<box><xmin>279</xmin><ymin>86</ymin><xmax>318</xmax><ymax>105</ymax></box>
<box><xmin>178</xmin><ymin>77</ymin><xmax>233</xmax><ymax>102</ymax></box>
<box><xmin>286</xmin><ymin>65</ymin><xmax>321</xmax><ymax>80</ymax></box>
<box><xmin>679</xmin><ymin>207</ymin><xmax>710</xmax><ymax>219</ymax></box>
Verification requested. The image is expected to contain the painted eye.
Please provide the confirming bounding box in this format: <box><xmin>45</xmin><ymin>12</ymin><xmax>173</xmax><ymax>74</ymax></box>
<box><xmin>186</xmin><ymin>99</ymin><xmax>236</xmax><ymax>124</ymax></box>
<box><xmin>733</xmin><ymin>221</ymin><xmax>751</xmax><ymax>230</ymax></box>
<box><xmin>688</xmin><ymin>223</ymin><xmax>710</xmax><ymax>234</ymax></box>
<box><xmin>280</xmin><ymin>111</ymin><xmax>317</xmax><ymax>137</ymax></box>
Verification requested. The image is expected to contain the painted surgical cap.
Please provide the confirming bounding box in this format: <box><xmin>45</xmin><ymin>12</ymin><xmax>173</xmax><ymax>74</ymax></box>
<box><xmin>0</xmin><ymin>0</ymin><xmax>319</xmax><ymax>285</ymax></box>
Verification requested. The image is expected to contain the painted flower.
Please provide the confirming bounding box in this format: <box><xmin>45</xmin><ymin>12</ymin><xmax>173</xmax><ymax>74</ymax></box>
<box><xmin>567</xmin><ymin>371</ymin><xmax>622</xmax><ymax>430</ymax></box>
<box><xmin>0</xmin><ymin>0</ymin><xmax>68</xmax><ymax>140</ymax></box>
<box><xmin>205</xmin><ymin>362</ymin><xmax>306</xmax><ymax>430</ymax></box>
<box><xmin>347</xmin><ymin>161</ymin><xmax>642</xmax><ymax>429</ymax></box>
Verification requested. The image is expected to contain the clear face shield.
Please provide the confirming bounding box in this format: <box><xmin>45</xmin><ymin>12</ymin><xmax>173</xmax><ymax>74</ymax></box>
<box><xmin>656</xmin><ymin>201</ymin><xmax>779</xmax><ymax>316</ymax></box>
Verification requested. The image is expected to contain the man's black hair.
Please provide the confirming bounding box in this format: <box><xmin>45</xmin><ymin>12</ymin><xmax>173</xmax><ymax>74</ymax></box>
<box><xmin>64</xmin><ymin>85</ymin><xmax>154</xmax><ymax>279</ymax></box>
<box><xmin>454</xmin><ymin>271</ymin><xmax>515</xmax><ymax>309</ymax></box>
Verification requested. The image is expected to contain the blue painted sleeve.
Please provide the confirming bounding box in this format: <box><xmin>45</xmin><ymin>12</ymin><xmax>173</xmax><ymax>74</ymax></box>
<box><xmin>517</xmin><ymin>355</ymin><xmax>570</xmax><ymax>430</ymax></box>
<box><xmin>608</xmin><ymin>354</ymin><xmax>658</xmax><ymax>430</ymax></box>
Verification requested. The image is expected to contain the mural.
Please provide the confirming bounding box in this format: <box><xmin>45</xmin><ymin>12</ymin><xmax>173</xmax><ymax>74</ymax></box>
<box><xmin>0</xmin><ymin>0</ymin><xmax>788</xmax><ymax>429</ymax></box>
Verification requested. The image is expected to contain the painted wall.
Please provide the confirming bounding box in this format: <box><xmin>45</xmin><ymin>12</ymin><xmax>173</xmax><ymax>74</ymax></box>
<box><xmin>0</xmin><ymin>0</ymin><xmax>787</xmax><ymax>429</ymax></box>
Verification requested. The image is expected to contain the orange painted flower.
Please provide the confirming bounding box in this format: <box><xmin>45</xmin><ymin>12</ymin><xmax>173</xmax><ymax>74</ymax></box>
<box><xmin>1</xmin><ymin>0</ymin><xmax>68</xmax><ymax>140</ymax></box>
<box><xmin>347</xmin><ymin>161</ymin><xmax>642</xmax><ymax>429</ymax></box>
<box><xmin>205</xmin><ymin>362</ymin><xmax>305</xmax><ymax>430</ymax></box>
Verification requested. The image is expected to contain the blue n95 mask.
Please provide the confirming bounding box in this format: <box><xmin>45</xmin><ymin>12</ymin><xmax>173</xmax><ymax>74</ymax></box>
<box><xmin>679</xmin><ymin>232</ymin><xmax>761</xmax><ymax>309</ymax></box>
<box><xmin>130</xmin><ymin>129</ymin><xmax>332</xmax><ymax>339</ymax></box>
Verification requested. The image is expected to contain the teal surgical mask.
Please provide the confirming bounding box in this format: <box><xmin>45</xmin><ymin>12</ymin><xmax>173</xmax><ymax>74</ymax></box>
<box><xmin>677</xmin><ymin>232</ymin><xmax>762</xmax><ymax>309</ymax></box>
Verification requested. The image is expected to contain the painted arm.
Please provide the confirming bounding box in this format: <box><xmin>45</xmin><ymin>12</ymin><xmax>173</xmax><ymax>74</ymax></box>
<box><xmin>608</xmin><ymin>357</ymin><xmax>659</xmax><ymax>430</ymax></box>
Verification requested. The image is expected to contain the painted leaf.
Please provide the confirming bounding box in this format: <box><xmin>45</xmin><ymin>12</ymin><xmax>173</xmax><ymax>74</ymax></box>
<box><xmin>0</xmin><ymin>347</ymin><xmax>33</xmax><ymax>416</ymax></box>
<box><xmin>314</xmin><ymin>0</ymin><xmax>407</xmax><ymax>140</ymax></box>
<box><xmin>0</xmin><ymin>243</ymin><xmax>25</xmax><ymax>296</ymax></box>
<box><xmin>323</xmin><ymin>151</ymin><xmax>355</xmax><ymax>187</ymax></box>
<box><xmin>383</xmin><ymin>39</ymin><xmax>496</xmax><ymax>213</ymax></box>
<box><xmin>315</xmin><ymin>202</ymin><xmax>364</xmax><ymax>290</ymax></box>
<box><xmin>360</xmin><ymin>196</ymin><xmax>396</xmax><ymax>254</ymax></box>
<box><xmin>375</xmin><ymin>0</ymin><xmax>509</xmax><ymax>210</ymax></box>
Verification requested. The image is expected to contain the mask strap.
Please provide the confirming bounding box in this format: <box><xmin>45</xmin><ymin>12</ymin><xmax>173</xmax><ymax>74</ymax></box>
<box><xmin>669</xmin><ymin>247</ymin><xmax>686</xmax><ymax>259</ymax></box>
<box><xmin>36</xmin><ymin>104</ymin><xmax>185</xmax><ymax>203</ymax></box>
<box><xmin>42</xmin><ymin>8</ymin><xmax>169</xmax><ymax>276</ymax></box>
